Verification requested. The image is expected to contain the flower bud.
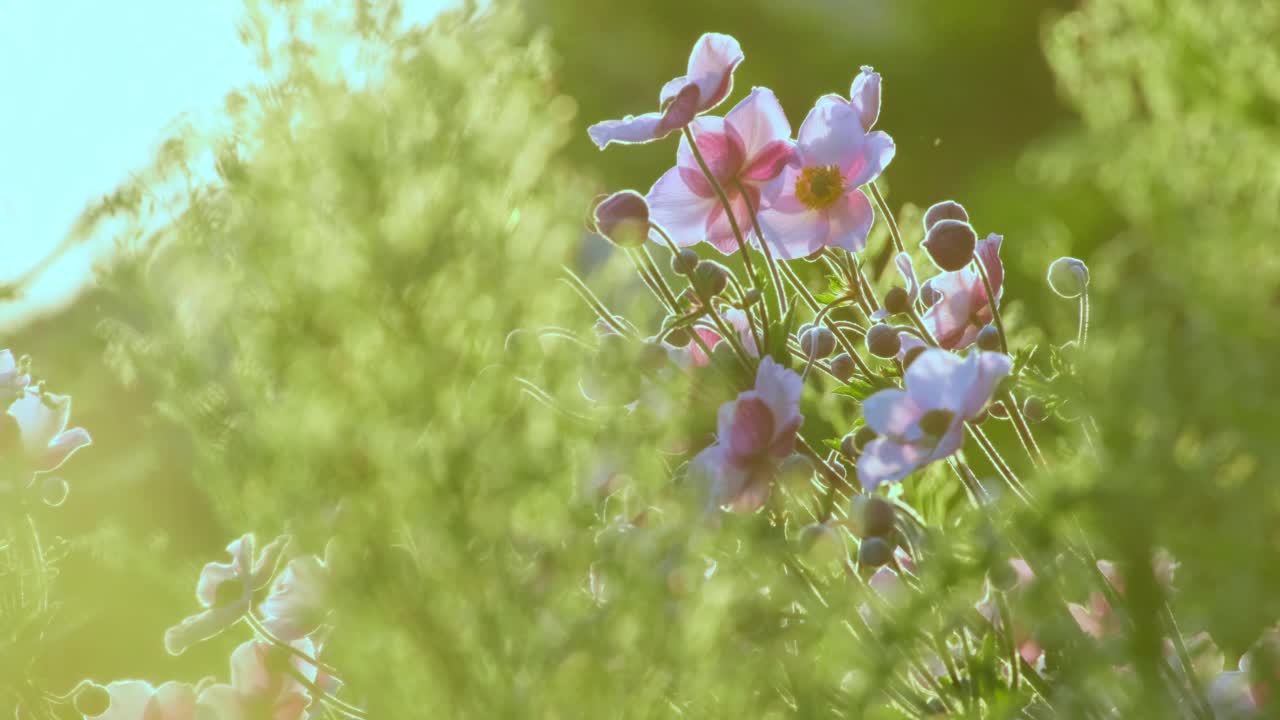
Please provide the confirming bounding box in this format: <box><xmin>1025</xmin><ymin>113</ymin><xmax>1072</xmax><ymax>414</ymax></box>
<box><xmin>976</xmin><ymin>324</ymin><xmax>1002</xmax><ymax>352</ymax></box>
<box><xmin>741</xmin><ymin>288</ymin><xmax>762</xmax><ymax>307</ymax></box>
<box><xmin>829</xmin><ymin>353</ymin><xmax>855</xmax><ymax>381</ymax></box>
<box><xmin>865</xmin><ymin>324</ymin><xmax>901</xmax><ymax>359</ymax></box>
<box><xmin>639</xmin><ymin>341</ymin><xmax>670</xmax><ymax>371</ymax></box>
<box><xmin>1022</xmin><ymin>396</ymin><xmax>1049</xmax><ymax>423</ymax></box>
<box><xmin>923</xmin><ymin>200</ymin><xmax>969</xmax><ymax>232</ymax></box>
<box><xmin>671</xmin><ymin>249</ymin><xmax>699</xmax><ymax>276</ymax></box>
<box><xmin>989</xmin><ymin>559</ymin><xmax>1020</xmax><ymax>592</ymax></box>
<box><xmin>800</xmin><ymin>326</ymin><xmax>836</xmax><ymax>359</ymax></box>
<box><xmin>1047</xmin><ymin>256</ymin><xmax>1090</xmax><ymax>299</ymax></box>
<box><xmin>692</xmin><ymin>261</ymin><xmax>729</xmax><ymax>297</ymax></box>
<box><xmin>593</xmin><ymin>190</ymin><xmax>650</xmax><ymax>248</ymax></box>
<box><xmin>863</xmin><ymin>496</ymin><xmax>895</xmax><ymax>538</ymax></box>
<box><xmin>988</xmin><ymin>401</ymin><xmax>1009</xmax><ymax>420</ymax></box>
<box><xmin>665</xmin><ymin>326</ymin><xmax>692</xmax><ymax>347</ymax></box>
<box><xmin>799</xmin><ymin>523</ymin><xmax>846</xmax><ymax>564</ymax></box>
<box><xmin>74</xmin><ymin>683</ymin><xmax>112</xmax><ymax>717</ymax></box>
<box><xmin>840</xmin><ymin>433</ymin><xmax>858</xmax><ymax>459</ymax></box>
<box><xmin>902</xmin><ymin>345</ymin><xmax>925</xmax><ymax>369</ymax></box>
<box><xmin>882</xmin><ymin>287</ymin><xmax>910</xmax><ymax>316</ymax></box>
<box><xmin>922</xmin><ymin>219</ymin><xmax>977</xmax><ymax>272</ymax></box>
<box><xmin>797</xmin><ymin>322</ymin><xmax>814</xmax><ymax>337</ymax></box>
<box><xmin>41</xmin><ymin>476</ymin><xmax>69</xmax><ymax>507</ymax></box>
<box><xmin>859</xmin><ymin>536</ymin><xmax>893</xmax><ymax>568</ymax></box>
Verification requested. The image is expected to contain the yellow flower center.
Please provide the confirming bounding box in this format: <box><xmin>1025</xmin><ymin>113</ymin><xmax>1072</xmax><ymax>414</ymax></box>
<box><xmin>795</xmin><ymin>165</ymin><xmax>846</xmax><ymax>210</ymax></box>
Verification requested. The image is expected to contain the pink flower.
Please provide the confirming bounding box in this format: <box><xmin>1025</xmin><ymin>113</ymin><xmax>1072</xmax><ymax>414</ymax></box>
<box><xmin>3</xmin><ymin>389</ymin><xmax>92</xmax><ymax>475</ymax></box>
<box><xmin>757</xmin><ymin>79</ymin><xmax>896</xmax><ymax>259</ymax></box>
<box><xmin>856</xmin><ymin>349</ymin><xmax>1011</xmax><ymax>490</ymax></box>
<box><xmin>646</xmin><ymin>87</ymin><xmax>795</xmax><ymax>253</ymax></box>
<box><xmin>196</xmin><ymin>639</ymin><xmax>317</xmax><ymax>720</ymax></box>
<box><xmin>80</xmin><ymin>681</ymin><xmax>196</xmax><ymax>720</ymax></box>
<box><xmin>692</xmin><ymin>356</ymin><xmax>803</xmax><ymax>512</ymax></box>
<box><xmin>685</xmin><ymin>308</ymin><xmax>757</xmax><ymax>367</ymax></box>
<box><xmin>165</xmin><ymin>534</ymin><xmax>290</xmax><ymax>656</ymax></box>
<box><xmin>919</xmin><ymin>234</ymin><xmax>1004</xmax><ymax>350</ymax></box>
<box><xmin>588</xmin><ymin>33</ymin><xmax>743</xmax><ymax>149</ymax></box>
<box><xmin>976</xmin><ymin>559</ymin><xmax>1044</xmax><ymax>666</ymax></box>
<box><xmin>261</xmin><ymin>552</ymin><xmax>331</xmax><ymax>642</ymax></box>
<box><xmin>1068</xmin><ymin>554</ymin><xmax>1178</xmax><ymax>640</ymax></box>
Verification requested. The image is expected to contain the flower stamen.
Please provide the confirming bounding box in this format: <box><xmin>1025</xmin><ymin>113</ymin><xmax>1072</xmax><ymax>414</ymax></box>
<box><xmin>795</xmin><ymin>164</ymin><xmax>846</xmax><ymax>210</ymax></box>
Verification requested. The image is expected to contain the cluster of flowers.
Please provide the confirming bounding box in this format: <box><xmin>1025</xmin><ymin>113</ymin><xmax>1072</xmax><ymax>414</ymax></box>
<box><xmin>0</xmin><ymin>348</ymin><xmax>357</xmax><ymax>720</ymax></box>
<box><xmin>573</xmin><ymin>32</ymin><xmax>1277</xmax><ymax>717</ymax></box>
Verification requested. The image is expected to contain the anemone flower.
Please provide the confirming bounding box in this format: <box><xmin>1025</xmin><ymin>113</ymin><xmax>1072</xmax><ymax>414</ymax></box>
<box><xmin>588</xmin><ymin>33</ymin><xmax>743</xmax><ymax>149</ymax></box>
<box><xmin>919</xmin><ymin>234</ymin><xmax>1004</xmax><ymax>350</ymax></box>
<box><xmin>856</xmin><ymin>349</ymin><xmax>1010</xmax><ymax>490</ymax></box>
<box><xmin>692</xmin><ymin>356</ymin><xmax>803</xmax><ymax>512</ymax></box>
<box><xmin>196</xmin><ymin>639</ymin><xmax>317</xmax><ymax>720</ymax></box>
<box><xmin>757</xmin><ymin>77</ymin><xmax>895</xmax><ymax>259</ymax></box>
<box><xmin>4</xmin><ymin>390</ymin><xmax>92</xmax><ymax>475</ymax></box>
<box><xmin>647</xmin><ymin>87</ymin><xmax>794</xmax><ymax>253</ymax></box>
<box><xmin>165</xmin><ymin>534</ymin><xmax>290</xmax><ymax>656</ymax></box>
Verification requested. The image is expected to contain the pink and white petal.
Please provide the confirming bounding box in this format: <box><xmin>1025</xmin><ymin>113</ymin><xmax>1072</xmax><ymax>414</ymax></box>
<box><xmin>721</xmin><ymin>309</ymin><xmax>758</xmax><ymax>357</ymax></box>
<box><xmin>36</xmin><ymin>426</ymin><xmax>91</xmax><ymax>473</ymax></box>
<box><xmin>164</xmin><ymin>605</ymin><xmax>244</xmax><ymax>656</ymax></box>
<box><xmin>724</xmin><ymin>463</ymin><xmax>772</xmax><ymax>512</ymax></box>
<box><xmin>587</xmin><ymin>113</ymin><xmax>666</xmax><ymax>150</ymax></box>
<box><xmin>895</xmin><ymin>252</ymin><xmax>920</xmax><ymax>303</ymax></box>
<box><xmin>753</xmin><ymin>357</ymin><xmax>803</xmax><ymax>433</ymax></box>
<box><xmin>8</xmin><ymin>392</ymin><xmax>70</xmax><ymax>457</ymax></box>
<box><xmin>843</xmin><ymin>130</ymin><xmax>896</xmax><ymax>188</ymax></box>
<box><xmin>195</xmin><ymin>559</ymin><xmax>240</xmax><ymax>608</ymax></box>
<box><xmin>768</xmin><ymin>415</ymin><xmax>802</xmax><ymax>459</ymax></box>
<box><xmin>903</xmin><ymin>349</ymin><xmax>973</xmax><ymax>413</ymax></box>
<box><xmin>756</xmin><ymin>203</ymin><xmax>829</xmax><ymax>260</ymax></box>
<box><xmin>0</xmin><ymin>349</ymin><xmax>14</xmax><ymax>374</ymax></box>
<box><xmin>976</xmin><ymin>234</ymin><xmax>1004</xmax><ymax>305</ymax></box>
<box><xmin>659</xmin><ymin>76</ymin><xmax>690</xmax><ymax>108</ymax></box>
<box><xmin>196</xmin><ymin>684</ymin><xmax>247</xmax><ymax>720</ymax></box>
<box><xmin>681</xmin><ymin>117</ymin><xmax>743</xmax><ymax>186</ymax></box>
<box><xmin>956</xmin><ymin>351</ymin><xmax>1013</xmax><ymax>420</ymax></box>
<box><xmin>685</xmin><ymin>33</ymin><xmax>744</xmax><ymax>112</ymax></box>
<box><xmin>726</xmin><ymin>395</ymin><xmax>775</xmax><ymax>457</ymax></box>
<box><xmin>920</xmin><ymin>280</ymin><xmax>975</xmax><ymax>350</ymax></box>
<box><xmin>272</xmin><ymin>692</ymin><xmax>312</xmax><ymax>720</ymax></box>
<box><xmin>250</xmin><ymin>534</ymin><xmax>292</xmax><ymax>589</ymax></box>
<box><xmin>824</xmin><ymin>189</ymin><xmax>875</xmax><ymax>253</ymax></box>
<box><xmin>150</xmin><ymin>682</ymin><xmax>198</xmax><ymax>720</ymax></box>
<box><xmin>89</xmin><ymin>681</ymin><xmax>155</xmax><ymax>720</ymax></box>
<box><xmin>795</xmin><ymin>98</ymin><xmax>865</xmax><ymax>170</ymax></box>
<box><xmin>895</xmin><ymin>332</ymin><xmax>927</xmax><ymax>362</ymax></box>
<box><xmin>856</xmin><ymin>438</ymin><xmax>928</xmax><ymax>491</ymax></box>
<box><xmin>229</xmin><ymin>640</ymin><xmax>275</xmax><ymax>695</ymax></box>
<box><xmin>849</xmin><ymin>66</ymin><xmax>882</xmax><ymax>131</ymax></box>
<box><xmin>861</xmin><ymin>389</ymin><xmax>921</xmax><ymax>437</ymax></box>
<box><xmin>923</xmin><ymin>421</ymin><xmax>966</xmax><ymax>465</ymax></box>
<box><xmin>647</xmin><ymin>167</ymin><xmax>719</xmax><ymax>247</ymax></box>
<box><xmin>724</xmin><ymin>87</ymin><xmax>792</xmax><ymax>169</ymax></box>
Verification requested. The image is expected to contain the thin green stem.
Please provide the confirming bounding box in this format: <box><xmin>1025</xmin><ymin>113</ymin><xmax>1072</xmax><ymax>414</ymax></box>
<box><xmin>733</xmin><ymin>179</ymin><xmax>788</xmax><ymax>318</ymax></box>
<box><xmin>973</xmin><ymin>255</ymin><xmax>1008</xmax><ymax>354</ymax></box>
<box><xmin>777</xmin><ymin>262</ymin><xmax>873</xmax><ymax>379</ymax></box>
<box><xmin>869</xmin><ymin>182</ymin><xmax>905</xmax><ymax>256</ymax></box>
<box><xmin>680</xmin><ymin>127</ymin><xmax>761</xmax><ymax>293</ymax></box>
<box><xmin>1078</xmin><ymin>291</ymin><xmax>1090</xmax><ymax>347</ymax></box>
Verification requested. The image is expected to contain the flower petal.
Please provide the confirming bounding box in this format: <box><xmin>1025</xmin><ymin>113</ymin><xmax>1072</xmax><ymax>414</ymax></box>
<box><xmin>37</xmin><ymin>426</ymin><xmax>91</xmax><ymax>473</ymax></box>
<box><xmin>824</xmin><ymin>188</ymin><xmax>875</xmax><ymax>253</ymax></box>
<box><xmin>856</xmin><ymin>438</ymin><xmax>928</xmax><ymax>490</ymax></box>
<box><xmin>587</xmin><ymin>112</ymin><xmax>665</xmax><ymax>149</ymax></box>
<box><xmin>195</xmin><ymin>684</ymin><xmax>245</xmax><ymax>720</ymax></box>
<box><xmin>8</xmin><ymin>392</ymin><xmax>70</xmax><ymax>458</ymax></box>
<box><xmin>954</xmin><ymin>351</ymin><xmax>1012</xmax><ymax>420</ymax></box>
<box><xmin>89</xmin><ymin>681</ymin><xmax>155</xmax><ymax>720</ymax></box>
<box><xmin>849</xmin><ymin>65</ymin><xmax>882</xmax><ymax>131</ymax></box>
<box><xmin>164</xmin><ymin>605</ymin><xmax>244</xmax><ymax>656</ymax></box>
<box><xmin>647</xmin><ymin>167</ymin><xmax>719</xmax><ymax>247</ymax></box>
<box><xmin>150</xmin><ymin>682</ymin><xmax>198</xmax><ymax>720</ymax></box>
<box><xmin>904</xmin><ymin>349</ymin><xmax>973</xmax><ymax>413</ymax></box>
<box><xmin>757</xmin><ymin>169</ymin><xmax>830</xmax><ymax>260</ymax></box>
<box><xmin>796</xmin><ymin>96</ymin><xmax>865</xmax><ymax>170</ymax></box>
<box><xmin>685</xmin><ymin>33</ymin><xmax>743</xmax><ymax>112</ymax></box>
<box><xmin>250</xmin><ymin>534</ymin><xmax>291</xmax><ymax>589</ymax></box>
<box><xmin>861</xmin><ymin>389</ymin><xmax>922</xmax><ymax>437</ymax></box>
<box><xmin>843</xmin><ymin>130</ymin><xmax>896</xmax><ymax>189</ymax></box>
<box><xmin>753</xmin><ymin>356</ymin><xmax>803</xmax><ymax>437</ymax></box>
<box><xmin>725</xmin><ymin>87</ymin><xmax>793</xmax><ymax>177</ymax></box>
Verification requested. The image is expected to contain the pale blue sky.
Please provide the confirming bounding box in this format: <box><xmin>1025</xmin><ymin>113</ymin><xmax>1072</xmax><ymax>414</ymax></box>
<box><xmin>0</xmin><ymin>0</ymin><xmax>449</xmax><ymax>329</ymax></box>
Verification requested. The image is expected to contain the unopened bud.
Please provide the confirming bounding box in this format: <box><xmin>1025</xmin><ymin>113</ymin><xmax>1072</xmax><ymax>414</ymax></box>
<box><xmin>840</xmin><ymin>433</ymin><xmax>858</xmax><ymax>459</ymax></box>
<box><xmin>865</xmin><ymin>324</ymin><xmax>901</xmax><ymax>359</ymax></box>
<box><xmin>923</xmin><ymin>200</ymin><xmax>969</xmax><ymax>231</ymax></box>
<box><xmin>853</xmin><ymin>426</ymin><xmax>878</xmax><ymax>453</ymax></box>
<box><xmin>41</xmin><ymin>476</ymin><xmax>69</xmax><ymax>507</ymax></box>
<box><xmin>829</xmin><ymin>353</ymin><xmax>856</xmax><ymax>381</ymax></box>
<box><xmin>922</xmin><ymin>219</ymin><xmax>977</xmax><ymax>272</ymax></box>
<box><xmin>671</xmin><ymin>249</ymin><xmax>699</xmax><ymax>276</ymax></box>
<box><xmin>74</xmin><ymin>683</ymin><xmax>112</xmax><ymax>717</ymax></box>
<box><xmin>882</xmin><ymin>287</ymin><xmax>910</xmax><ymax>316</ymax></box>
<box><xmin>692</xmin><ymin>261</ymin><xmax>729</xmax><ymax>297</ymax></box>
<box><xmin>800</xmin><ymin>326</ymin><xmax>836</xmax><ymax>359</ymax></box>
<box><xmin>639</xmin><ymin>341</ymin><xmax>670</xmax><ymax>371</ymax></box>
<box><xmin>976</xmin><ymin>325</ymin><xmax>1001</xmax><ymax>352</ymax></box>
<box><xmin>859</xmin><ymin>536</ymin><xmax>894</xmax><ymax>567</ymax></box>
<box><xmin>741</xmin><ymin>288</ymin><xmax>762</xmax><ymax>307</ymax></box>
<box><xmin>1047</xmin><ymin>256</ymin><xmax>1090</xmax><ymax>299</ymax></box>
<box><xmin>593</xmin><ymin>190</ymin><xmax>650</xmax><ymax>248</ymax></box>
<box><xmin>988</xmin><ymin>401</ymin><xmax>1009</xmax><ymax>420</ymax></box>
<box><xmin>665</xmin><ymin>326</ymin><xmax>692</xmax><ymax>347</ymax></box>
<box><xmin>863</xmin><ymin>496</ymin><xmax>895</xmax><ymax>538</ymax></box>
<box><xmin>1022</xmin><ymin>396</ymin><xmax>1049</xmax><ymax>423</ymax></box>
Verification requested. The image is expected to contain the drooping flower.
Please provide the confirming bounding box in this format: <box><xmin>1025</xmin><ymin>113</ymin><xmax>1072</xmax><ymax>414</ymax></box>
<box><xmin>919</xmin><ymin>234</ymin><xmax>1004</xmax><ymax>350</ymax></box>
<box><xmin>588</xmin><ymin>33</ymin><xmax>743</xmax><ymax>149</ymax></box>
<box><xmin>165</xmin><ymin>534</ymin><xmax>290</xmax><ymax>656</ymax></box>
<box><xmin>196</xmin><ymin>639</ymin><xmax>317</xmax><ymax>720</ymax></box>
<box><xmin>692</xmin><ymin>356</ymin><xmax>803</xmax><ymax>511</ymax></box>
<box><xmin>2</xmin><ymin>389</ymin><xmax>92</xmax><ymax>476</ymax></box>
<box><xmin>856</xmin><ymin>349</ymin><xmax>1011</xmax><ymax>490</ymax></box>
<box><xmin>757</xmin><ymin>83</ymin><xmax>896</xmax><ymax>259</ymax></box>
<box><xmin>261</xmin><ymin>551</ymin><xmax>331</xmax><ymax>642</ymax></box>
<box><xmin>647</xmin><ymin>87</ymin><xmax>795</xmax><ymax>253</ymax></box>
<box><xmin>79</xmin><ymin>680</ymin><xmax>196</xmax><ymax>720</ymax></box>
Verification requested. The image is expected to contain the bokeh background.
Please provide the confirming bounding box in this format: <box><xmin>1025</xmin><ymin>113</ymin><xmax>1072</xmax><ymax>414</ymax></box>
<box><xmin>2</xmin><ymin>0</ymin><xmax>1278</xmax><ymax>716</ymax></box>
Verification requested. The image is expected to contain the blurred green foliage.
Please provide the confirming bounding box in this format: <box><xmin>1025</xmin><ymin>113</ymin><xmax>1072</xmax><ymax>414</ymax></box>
<box><xmin>4</xmin><ymin>0</ymin><xmax>1279</xmax><ymax>716</ymax></box>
